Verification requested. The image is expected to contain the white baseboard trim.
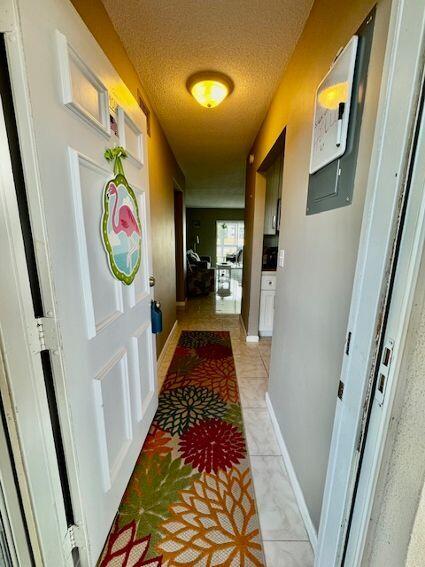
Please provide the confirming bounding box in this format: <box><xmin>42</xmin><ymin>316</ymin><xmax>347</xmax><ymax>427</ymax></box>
<box><xmin>157</xmin><ymin>320</ymin><xmax>178</xmax><ymax>366</ymax></box>
<box><xmin>239</xmin><ymin>314</ymin><xmax>259</xmax><ymax>343</ymax></box>
<box><xmin>265</xmin><ymin>392</ymin><xmax>318</xmax><ymax>552</ymax></box>
<box><xmin>259</xmin><ymin>330</ymin><xmax>272</xmax><ymax>337</ymax></box>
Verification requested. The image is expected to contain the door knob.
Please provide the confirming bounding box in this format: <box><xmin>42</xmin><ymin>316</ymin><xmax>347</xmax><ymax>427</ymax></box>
<box><xmin>149</xmin><ymin>275</ymin><xmax>156</xmax><ymax>287</ymax></box>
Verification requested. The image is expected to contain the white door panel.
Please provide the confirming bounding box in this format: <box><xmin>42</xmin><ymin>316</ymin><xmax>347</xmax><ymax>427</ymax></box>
<box><xmin>16</xmin><ymin>0</ymin><xmax>157</xmax><ymax>562</ymax></box>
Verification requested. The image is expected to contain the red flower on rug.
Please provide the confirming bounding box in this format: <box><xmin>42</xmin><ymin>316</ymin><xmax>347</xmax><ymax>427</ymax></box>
<box><xmin>173</xmin><ymin>345</ymin><xmax>193</xmax><ymax>358</ymax></box>
<box><xmin>179</xmin><ymin>418</ymin><xmax>246</xmax><ymax>473</ymax></box>
<box><xmin>98</xmin><ymin>520</ymin><xmax>162</xmax><ymax>567</ymax></box>
<box><xmin>195</xmin><ymin>343</ymin><xmax>232</xmax><ymax>360</ymax></box>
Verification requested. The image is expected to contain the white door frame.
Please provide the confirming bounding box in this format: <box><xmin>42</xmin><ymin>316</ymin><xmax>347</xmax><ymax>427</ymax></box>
<box><xmin>344</xmin><ymin>57</ymin><xmax>425</xmax><ymax>567</ymax></box>
<box><xmin>0</xmin><ymin>1</ymin><xmax>86</xmax><ymax>564</ymax></box>
<box><xmin>316</xmin><ymin>1</ymin><xmax>425</xmax><ymax>565</ymax></box>
<box><xmin>0</xmin><ymin>352</ymin><xmax>33</xmax><ymax>567</ymax></box>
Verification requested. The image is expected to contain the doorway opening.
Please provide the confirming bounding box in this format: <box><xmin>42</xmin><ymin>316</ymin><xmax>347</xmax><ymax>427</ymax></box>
<box><xmin>185</xmin><ymin>209</ymin><xmax>245</xmax><ymax>315</ymax></box>
<box><xmin>257</xmin><ymin>129</ymin><xmax>285</xmax><ymax>338</ymax></box>
<box><xmin>173</xmin><ymin>187</ymin><xmax>186</xmax><ymax>306</ymax></box>
<box><xmin>215</xmin><ymin>220</ymin><xmax>244</xmax><ymax>314</ymax></box>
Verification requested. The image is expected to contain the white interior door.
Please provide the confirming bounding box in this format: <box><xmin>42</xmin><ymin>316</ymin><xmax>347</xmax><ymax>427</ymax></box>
<box><xmin>15</xmin><ymin>0</ymin><xmax>158</xmax><ymax>561</ymax></box>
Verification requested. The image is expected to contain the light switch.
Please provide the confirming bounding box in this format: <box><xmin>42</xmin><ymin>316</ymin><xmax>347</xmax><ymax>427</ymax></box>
<box><xmin>279</xmin><ymin>249</ymin><xmax>285</xmax><ymax>268</ymax></box>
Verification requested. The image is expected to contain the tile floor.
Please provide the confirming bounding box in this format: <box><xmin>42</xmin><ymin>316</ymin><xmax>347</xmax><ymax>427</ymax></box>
<box><xmin>157</xmin><ymin>284</ymin><xmax>314</xmax><ymax>567</ymax></box>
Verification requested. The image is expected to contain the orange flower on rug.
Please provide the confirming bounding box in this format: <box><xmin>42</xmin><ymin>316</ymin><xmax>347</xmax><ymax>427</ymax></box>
<box><xmin>157</xmin><ymin>468</ymin><xmax>263</xmax><ymax>565</ymax></box>
<box><xmin>98</xmin><ymin>330</ymin><xmax>264</xmax><ymax>567</ymax></box>
<box><xmin>188</xmin><ymin>356</ymin><xmax>239</xmax><ymax>403</ymax></box>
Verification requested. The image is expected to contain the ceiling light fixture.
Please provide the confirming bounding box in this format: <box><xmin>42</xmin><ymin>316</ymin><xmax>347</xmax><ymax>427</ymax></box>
<box><xmin>187</xmin><ymin>71</ymin><xmax>234</xmax><ymax>109</ymax></box>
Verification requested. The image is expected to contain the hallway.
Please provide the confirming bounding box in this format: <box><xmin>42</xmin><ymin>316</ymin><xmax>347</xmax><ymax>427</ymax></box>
<box><xmin>157</xmin><ymin>298</ymin><xmax>314</xmax><ymax>566</ymax></box>
<box><xmin>2</xmin><ymin>0</ymin><xmax>423</xmax><ymax>564</ymax></box>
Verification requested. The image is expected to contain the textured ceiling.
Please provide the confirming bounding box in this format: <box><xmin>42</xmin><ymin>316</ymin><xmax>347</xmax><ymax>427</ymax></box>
<box><xmin>102</xmin><ymin>0</ymin><xmax>313</xmax><ymax>208</ymax></box>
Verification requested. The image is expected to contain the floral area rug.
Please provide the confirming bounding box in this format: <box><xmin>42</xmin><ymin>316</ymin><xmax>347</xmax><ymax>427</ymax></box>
<box><xmin>98</xmin><ymin>330</ymin><xmax>265</xmax><ymax>567</ymax></box>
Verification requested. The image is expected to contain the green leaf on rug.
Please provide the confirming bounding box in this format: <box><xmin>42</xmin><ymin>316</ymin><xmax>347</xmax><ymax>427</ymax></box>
<box><xmin>223</xmin><ymin>403</ymin><xmax>243</xmax><ymax>430</ymax></box>
<box><xmin>117</xmin><ymin>452</ymin><xmax>199</xmax><ymax>555</ymax></box>
<box><xmin>154</xmin><ymin>386</ymin><xmax>227</xmax><ymax>436</ymax></box>
<box><xmin>167</xmin><ymin>351</ymin><xmax>200</xmax><ymax>376</ymax></box>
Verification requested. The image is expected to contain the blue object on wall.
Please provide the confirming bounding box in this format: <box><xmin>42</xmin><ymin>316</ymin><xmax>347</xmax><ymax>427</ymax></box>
<box><xmin>151</xmin><ymin>300</ymin><xmax>163</xmax><ymax>334</ymax></box>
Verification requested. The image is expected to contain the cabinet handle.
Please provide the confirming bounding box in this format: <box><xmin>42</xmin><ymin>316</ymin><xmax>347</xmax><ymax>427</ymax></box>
<box><xmin>276</xmin><ymin>198</ymin><xmax>281</xmax><ymax>232</ymax></box>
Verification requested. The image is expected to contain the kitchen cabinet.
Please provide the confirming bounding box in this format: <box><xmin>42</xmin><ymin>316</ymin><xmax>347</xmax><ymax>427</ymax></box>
<box><xmin>259</xmin><ymin>272</ymin><xmax>276</xmax><ymax>336</ymax></box>
<box><xmin>263</xmin><ymin>152</ymin><xmax>282</xmax><ymax>235</ymax></box>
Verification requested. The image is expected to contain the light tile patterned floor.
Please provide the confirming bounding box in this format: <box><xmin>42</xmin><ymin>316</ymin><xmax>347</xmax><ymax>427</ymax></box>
<box><xmin>157</xmin><ymin>290</ymin><xmax>314</xmax><ymax>567</ymax></box>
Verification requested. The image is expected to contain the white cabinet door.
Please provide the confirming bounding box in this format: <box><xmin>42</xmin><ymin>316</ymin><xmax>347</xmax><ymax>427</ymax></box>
<box><xmin>259</xmin><ymin>290</ymin><xmax>275</xmax><ymax>335</ymax></box>
<box><xmin>17</xmin><ymin>0</ymin><xmax>157</xmax><ymax>562</ymax></box>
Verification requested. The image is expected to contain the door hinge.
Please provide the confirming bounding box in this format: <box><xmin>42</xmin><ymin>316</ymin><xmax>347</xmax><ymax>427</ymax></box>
<box><xmin>338</xmin><ymin>379</ymin><xmax>345</xmax><ymax>400</ymax></box>
<box><xmin>34</xmin><ymin>317</ymin><xmax>58</xmax><ymax>353</ymax></box>
<box><xmin>375</xmin><ymin>339</ymin><xmax>394</xmax><ymax>406</ymax></box>
<box><xmin>63</xmin><ymin>524</ymin><xmax>82</xmax><ymax>556</ymax></box>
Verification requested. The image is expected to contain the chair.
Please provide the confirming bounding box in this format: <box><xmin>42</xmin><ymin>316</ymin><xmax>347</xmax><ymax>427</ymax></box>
<box><xmin>225</xmin><ymin>247</ymin><xmax>243</xmax><ymax>265</ymax></box>
<box><xmin>186</xmin><ymin>250</ymin><xmax>215</xmax><ymax>296</ymax></box>
<box><xmin>187</xmin><ymin>249</ymin><xmax>211</xmax><ymax>269</ymax></box>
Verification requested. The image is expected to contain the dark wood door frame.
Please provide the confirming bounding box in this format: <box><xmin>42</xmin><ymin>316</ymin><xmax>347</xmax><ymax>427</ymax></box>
<box><xmin>173</xmin><ymin>187</ymin><xmax>186</xmax><ymax>304</ymax></box>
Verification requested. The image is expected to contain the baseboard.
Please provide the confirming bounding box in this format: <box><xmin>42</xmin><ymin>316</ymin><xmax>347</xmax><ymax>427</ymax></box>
<box><xmin>265</xmin><ymin>392</ymin><xmax>318</xmax><ymax>552</ymax></box>
<box><xmin>157</xmin><ymin>320</ymin><xmax>178</xmax><ymax>366</ymax></box>
<box><xmin>259</xmin><ymin>330</ymin><xmax>273</xmax><ymax>337</ymax></box>
<box><xmin>239</xmin><ymin>314</ymin><xmax>259</xmax><ymax>343</ymax></box>
<box><xmin>176</xmin><ymin>300</ymin><xmax>186</xmax><ymax>307</ymax></box>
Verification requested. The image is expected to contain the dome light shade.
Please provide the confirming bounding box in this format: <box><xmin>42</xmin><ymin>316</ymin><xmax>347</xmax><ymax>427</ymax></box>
<box><xmin>187</xmin><ymin>72</ymin><xmax>233</xmax><ymax>109</ymax></box>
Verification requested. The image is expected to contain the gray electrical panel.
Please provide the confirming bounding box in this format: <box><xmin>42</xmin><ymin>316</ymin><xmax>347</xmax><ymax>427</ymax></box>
<box><xmin>306</xmin><ymin>9</ymin><xmax>375</xmax><ymax>215</ymax></box>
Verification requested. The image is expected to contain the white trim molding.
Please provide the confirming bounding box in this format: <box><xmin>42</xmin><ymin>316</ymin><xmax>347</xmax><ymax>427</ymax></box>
<box><xmin>157</xmin><ymin>320</ymin><xmax>179</xmax><ymax>367</ymax></box>
<box><xmin>265</xmin><ymin>392</ymin><xmax>318</xmax><ymax>551</ymax></box>
<box><xmin>246</xmin><ymin>335</ymin><xmax>259</xmax><ymax>343</ymax></box>
<box><xmin>0</xmin><ymin>7</ymin><xmax>74</xmax><ymax>563</ymax></box>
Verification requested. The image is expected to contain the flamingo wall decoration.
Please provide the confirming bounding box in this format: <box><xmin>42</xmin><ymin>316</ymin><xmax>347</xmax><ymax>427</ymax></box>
<box><xmin>101</xmin><ymin>146</ymin><xmax>142</xmax><ymax>285</ymax></box>
<box><xmin>107</xmin><ymin>183</ymin><xmax>141</xmax><ymax>270</ymax></box>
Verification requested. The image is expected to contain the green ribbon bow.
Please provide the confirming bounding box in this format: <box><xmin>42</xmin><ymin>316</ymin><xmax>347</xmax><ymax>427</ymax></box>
<box><xmin>104</xmin><ymin>146</ymin><xmax>128</xmax><ymax>176</ymax></box>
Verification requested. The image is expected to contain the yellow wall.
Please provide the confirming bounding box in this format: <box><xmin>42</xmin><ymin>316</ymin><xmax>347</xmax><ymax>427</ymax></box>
<box><xmin>242</xmin><ymin>0</ymin><xmax>391</xmax><ymax>528</ymax></box>
<box><xmin>71</xmin><ymin>0</ymin><xmax>185</xmax><ymax>356</ymax></box>
<box><xmin>242</xmin><ymin>0</ymin><xmax>387</xmax><ymax>331</ymax></box>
